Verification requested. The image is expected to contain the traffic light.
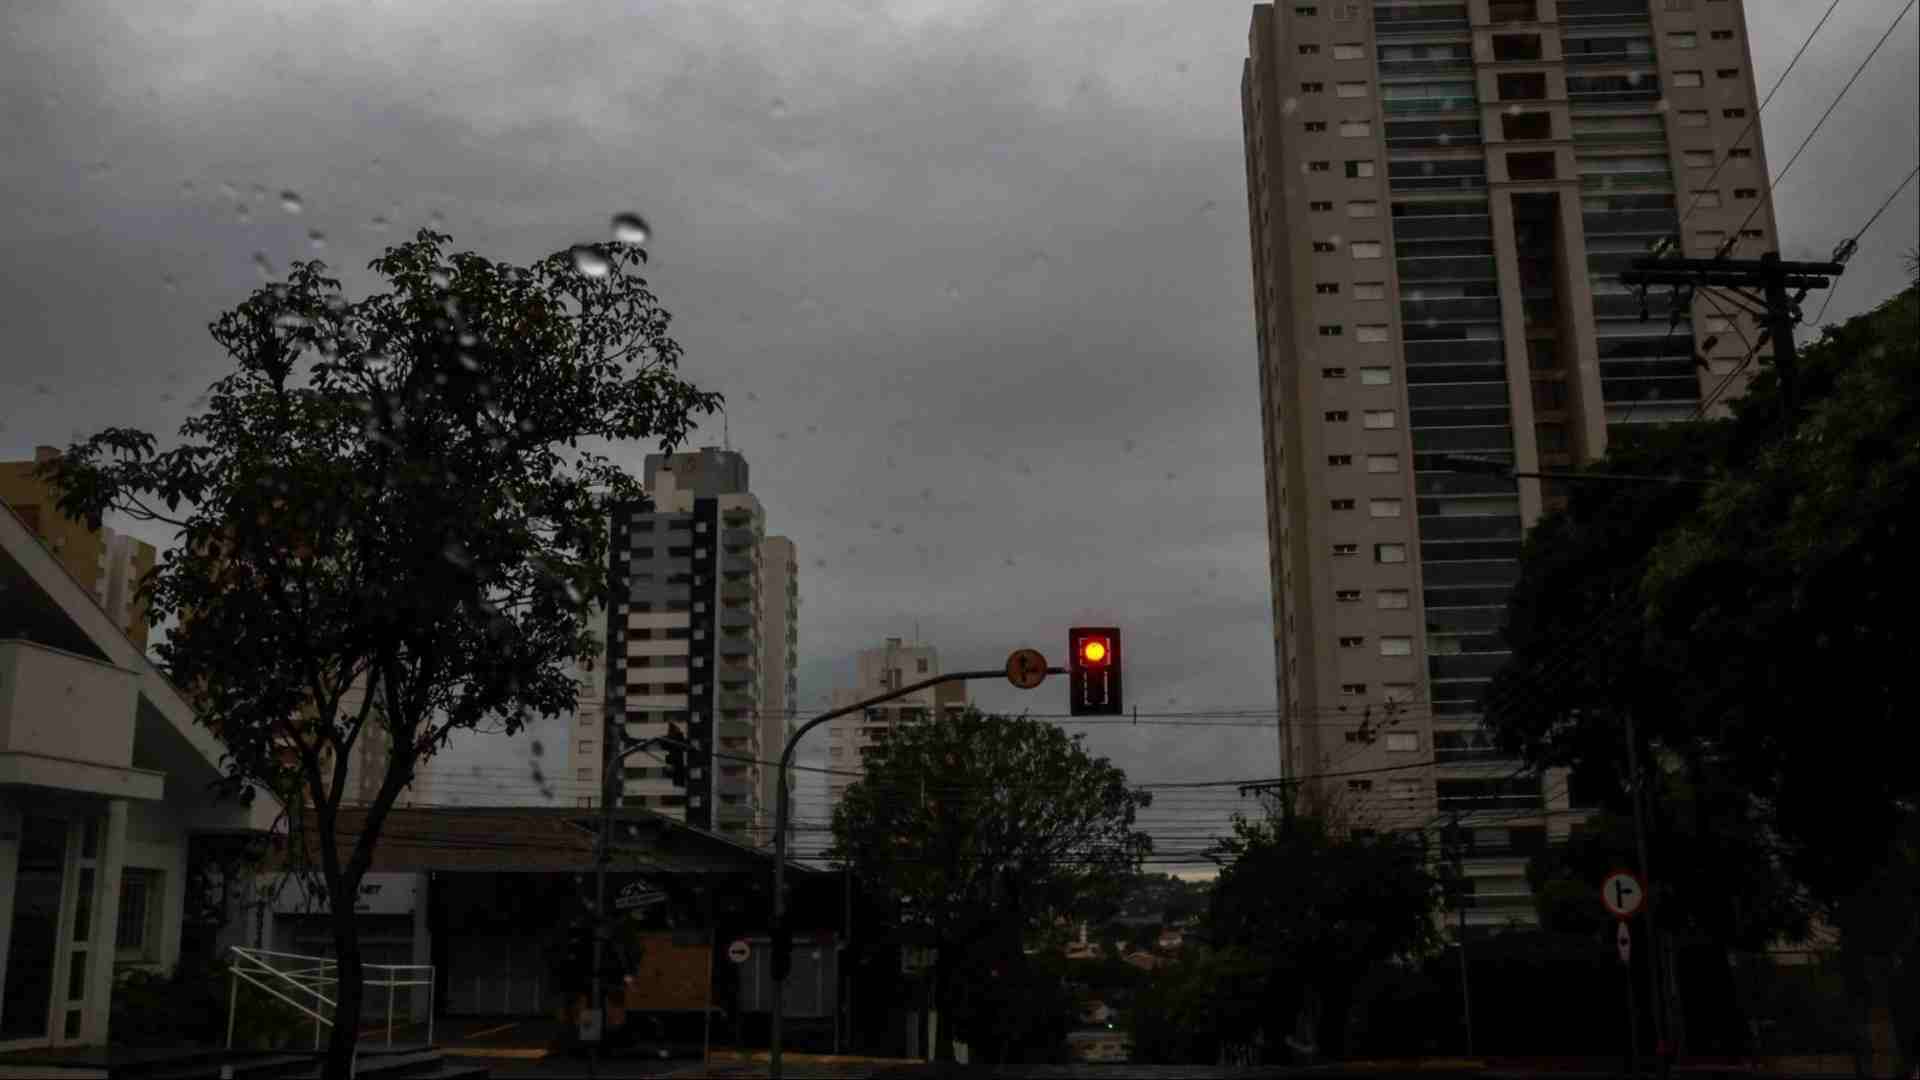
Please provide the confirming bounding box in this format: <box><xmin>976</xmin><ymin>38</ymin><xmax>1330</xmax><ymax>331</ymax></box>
<box><xmin>664</xmin><ymin>723</ymin><xmax>688</xmax><ymax>788</ymax></box>
<box><xmin>1068</xmin><ymin>627</ymin><xmax>1123</xmax><ymax>717</ymax></box>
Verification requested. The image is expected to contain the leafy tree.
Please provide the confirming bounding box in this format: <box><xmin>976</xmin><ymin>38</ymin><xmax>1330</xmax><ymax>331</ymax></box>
<box><xmin>828</xmin><ymin>708</ymin><xmax>1153</xmax><ymax>1062</ymax></box>
<box><xmin>38</xmin><ymin>230</ymin><xmax>718</xmax><ymax>1079</ymax></box>
<box><xmin>1128</xmin><ymin>946</ymin><xmax>1271</xmax><ymax>1064</ymax></box>
<box><xmin>1206</xmin><ymin>792</ymin><xmax>1443</xmax><ymax>1059</ymax></box>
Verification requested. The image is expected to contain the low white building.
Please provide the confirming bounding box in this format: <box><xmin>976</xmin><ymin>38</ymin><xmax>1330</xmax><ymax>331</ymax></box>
<box><xmin>0</xmin><ymin>501</ymin><xmax>276</xmax><ymax>1050</ymax></box>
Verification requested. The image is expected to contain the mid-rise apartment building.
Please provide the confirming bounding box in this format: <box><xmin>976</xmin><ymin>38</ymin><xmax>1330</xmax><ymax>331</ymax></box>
<box><xmin>1242</xmin><ymin>0</ymin><xmax>1776</xmax><ymax>929</ymax></box>
<box><xmin>2</xmin><ymin>447</ymin><xmax>157</xmax><ymax>651</ymax></box>
<box><xmin>586</xmin><ymin>448</ymin><xmax>797</xmax><ymax>846</ymax></box>
<box><xmin>826</xmin><ymin>638</ymin><xmax>970</xmax><ymax>813</ymax></box>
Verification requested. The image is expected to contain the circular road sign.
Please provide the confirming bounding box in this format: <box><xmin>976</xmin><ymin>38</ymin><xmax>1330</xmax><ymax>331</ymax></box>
<box><xmin>1006</xmin><ymin>648</ymin><xmax>1048</xmax><ymax>690</ymax></box>
<box><xmin>1600</xmin><ymin>869</ymin><xmax>1648</xmax><ymax>919</ymax></box>
<box><xmin>727</xmin><ymin>939</ymin><xmax>751</xmax><ymax>965</ymax></box>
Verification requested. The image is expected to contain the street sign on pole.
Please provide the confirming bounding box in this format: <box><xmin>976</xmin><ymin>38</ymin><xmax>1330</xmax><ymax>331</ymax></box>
<box><xmin>1005</xmin><ymin>648</ymin><xmax>1048</xmax><ymax>690</ymax></box>
<box><xmin>1600</xmin><ymin>869</ymin><xmax>1647</xmax><ymax>919</ymax></box>
<box><xmin>1617</xmin><ymin>921</ymin><xmax>1632</xmax><ymax>966</ymax></box>
<box><xmin>728</xmin><ymin>939</ymin><xmax>751</xmax><ymax>965</ymax></box>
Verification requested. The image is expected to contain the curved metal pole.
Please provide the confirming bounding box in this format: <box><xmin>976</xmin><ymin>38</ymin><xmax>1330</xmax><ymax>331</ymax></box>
<box><xmin>770</xmin><ymin>667</ymin><xmax>1056</xmax><ymax>1078</ymax></box>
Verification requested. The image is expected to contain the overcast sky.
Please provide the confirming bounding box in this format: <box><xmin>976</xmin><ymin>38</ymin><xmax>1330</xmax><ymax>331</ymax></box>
<box><xmin>4</xmin><ymin>0</ymin><xmax>1915</xmax><ymax>865</ymax></box>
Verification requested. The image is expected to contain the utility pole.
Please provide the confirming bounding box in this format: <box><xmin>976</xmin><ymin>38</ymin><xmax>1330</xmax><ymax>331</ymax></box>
<box><xmin>1447</xmin><ymin>812</ymin><xmax>1475</xmax><ymax>1059</ymax></box>
<box><xmin>769</xmin><ymin>663</ymin><xmax>1063</xmax><ymax>1079</ymax></box>
<box><xmin>1624</xmin><ymin>708</ymin><xmax>1669</xmax><ymax>1080</ymax></box>
<box><xmin>1619</xmin><ymin>251</ymin><xmax>1845</xmax><ymax>421</ymax></box>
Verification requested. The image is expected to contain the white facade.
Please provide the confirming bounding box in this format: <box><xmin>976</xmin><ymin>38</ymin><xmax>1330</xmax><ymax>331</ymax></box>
<box><xmin>1</xmin><ymin>501</ymin><xmax>277</xmax><ymax>1050</ymax></box>
<box><xmin>826</xmin><ymin>639</ymin><xmax>969</xmax><ymax>813</ymax></box>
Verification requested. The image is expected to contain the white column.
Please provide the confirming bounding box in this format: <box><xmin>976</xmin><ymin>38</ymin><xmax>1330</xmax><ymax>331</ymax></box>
<box><xmin>0</xmin><ymin>799</ymin><xmax>20</xmax><ymax>1010</ymax></box>
<box><xmin>84</xmin><ymin>800</ymin><xmax>129</xmax><ymax>1043</ymax></box>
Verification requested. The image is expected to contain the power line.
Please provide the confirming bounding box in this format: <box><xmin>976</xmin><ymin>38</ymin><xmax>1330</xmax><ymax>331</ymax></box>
<box><xmin>1810</xmin><ymin>163</ymin><xmax>1920</xmax><ymax>325</ymax></box>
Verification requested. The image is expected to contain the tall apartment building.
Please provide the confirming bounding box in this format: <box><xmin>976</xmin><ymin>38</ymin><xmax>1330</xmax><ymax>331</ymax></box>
<box><xmin>1242</xmin><ymin>0</ymin><xmax>1776</xmax><ymax>930</ymax></box>
<box><xmin>2</xmin><ymin>447</ymin><xmax>157</xmax><ymax>651</ymax></box>
<box><xmin>589</xmin><ymin>448</ymin><xmax>798</xmax><ymax>846</ymax></box>
<box><xmin>826</xmin><ymin>638</ymin><xmax>970</xmax><ymax>813</ymax></box>
<box><xmin>756</xmin><ymin>537</ymin><xmax>800</xmax><ymax>843</ymax></box>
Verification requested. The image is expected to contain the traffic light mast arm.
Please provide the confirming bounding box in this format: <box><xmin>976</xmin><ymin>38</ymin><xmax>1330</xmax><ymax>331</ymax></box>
<box><xmin>769</xmin><ymin>665</ymin><xmax>1061</xmax><ymax>1079</ymax></box>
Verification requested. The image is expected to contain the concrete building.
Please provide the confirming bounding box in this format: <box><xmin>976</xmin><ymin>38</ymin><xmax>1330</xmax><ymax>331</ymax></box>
<box><xmin>585</xmin><ymin>449</ymin><xmax>797</xmax><ymax>847</ymax></box>
<box><xmin>755</xmin><ymin>537</ymin><xmax>799</xmax><ymax>845</ymax></box>
<box><xmin>826</xmin><ymin>639</ymin><xmax>970</xmax><ymax>813</ymax></box>
<box><xmin>1241</xmin><ymin>0</ymin><xmax>1777</xmax><ymax>930</ymax></box>
<box><xmin>2</xmin><ymin>499</ymin><xmax>276</xmax><ymax>1050</ymax></box>
<box><xmin>2</xmin><ymin>448</ymin><xmax>158</xmax><ymax>653</ymax></box>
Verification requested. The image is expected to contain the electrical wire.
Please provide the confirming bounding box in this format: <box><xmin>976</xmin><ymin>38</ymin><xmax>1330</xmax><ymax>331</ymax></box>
<box><xmin>1810</xmin><ymin>163</ymin><xmax>1920</xmax><ymax>325</ymax></box>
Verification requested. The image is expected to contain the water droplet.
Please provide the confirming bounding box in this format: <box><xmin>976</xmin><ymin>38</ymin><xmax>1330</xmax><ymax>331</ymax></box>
<box><xmin>1123</xmin><ymin>438</ymin><xmax>1138</xmax><ymax>453</ymax></box>
<box><xmin>162</xmin><ymin>273</ymin><xmax>179</xmax><ymax>293</ymax></box>
<box><xmin>531</xmin><ymin>740</ymin><xmax>544</xmax><ymax>758</ymax></box>
<box><xmin>1281</xmin><ymin>97</ymin><xmax>1299</xmax><ymax>115</ymax></box>
<box><xmin>87</xmin><ymin>161</ymin><xmax>110</xmax><ymax>179</ymax></box>
<box><xmin>1175</xmin><ymin>60</ymin><xmax>1191</xmax><ymax>74</ymax></box>
<box><xmin>370</xmin><ymin>215</ymin><xmax>390</xmax><ymax>232</ymax></box>
<box><xmin>570</xmin><ymin>245</ymin><xmax>611</xmax><ymax>278</ymax></box>
<box><xmin>813</xmin><ymin>558</ymin><xmax>827</xmax><ymax>569</ymax></box>
<box><xmin>428</xmin><ymin>210</ymin><xmax>446</xmax><ymax>229</ymax></box>
<box><xmin>218</xmin><ymin>182</ymin><xmax>238</xmax><ymax>200</ymax></box>
<box><xmin>769</xmin><ymin>97</ymin><xmax>789</xmax><ymax>118</ymax></box>
<box><xmin>776</xmin><ymin>431</ymin><xmax>789</xmax><ymax>441</ymax></box>
<box><xmin>443</xmin><ymin>542</ymin><xmax>472</xmax><ymax>568</ymax></box>
<box><xmin>890</xmin><ymin>524</ymin><xmax>905</xmax><ymax>536</ymax></box>
<box><xmin>236</xmin><ymin>204</ymin><xmax>253</xmax><ymax>225</ymax></box>
<box><xmin>307</xmin><ymin>229</ymin><xmax>327</xmax><ymax>250</ymax></box>
<box><xmin>274</xmin><ymin>312</ymin><xmax>311</xmax><ymax>330</ymax></box>
<box><xmin>252</xmin><ymin>252</ymin><xmax>276</xmax><ymax>278</ymax></box>
<box><xmin>745</xmin><ymin>391</ymin><xmax>759</xmax><ymax>402</ymax></box>
<box><xmin>457</xmin><ymin>353</ymin><xmax>480</xmax><ymax>372</ymax></box>
<box><xmin>427</xmin><ymin>269</ymin><xmax>451</xmax><ymax>289</ymax></box>
<box><xmin>180</xmin><ymin>179</ymin><xmax>197</xmax><ymax>196</ymax></box>
<box><xmin>1003</xmin><ymin>556</ymin><xmax>1016</xmax><ymax>568</ymax></box>
<box><xmin>280</xmin><ymin>190</ymin><xmax>303</xmax><ymax>214</ymax></box>
<box><xmin>806</xmin><ymin>424</ymin><xmax>819</xmax><ymax>436</ymax></box>
<box><xmin>610</xmin><ymin>213</ymin><xmax>651</xmax><ymax>245</ymax></box>
<box><xmin>919</xmin><ymin>488</ymin><xmax>933</xmax><ymax>500</ymax></box>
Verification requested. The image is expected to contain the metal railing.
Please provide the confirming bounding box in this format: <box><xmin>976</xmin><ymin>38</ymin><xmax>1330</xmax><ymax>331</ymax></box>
<box><xmin>226</xmin><ymin>946</ymin><xmax>436</xmax><ymax>1066</ymax></box>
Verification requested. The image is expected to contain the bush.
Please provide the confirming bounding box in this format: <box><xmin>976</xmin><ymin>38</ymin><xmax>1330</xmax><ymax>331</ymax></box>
<box><xmin>111</xmin><ymin>957</ymin><xmax>312</xmax><ymax>1050</ymax></box>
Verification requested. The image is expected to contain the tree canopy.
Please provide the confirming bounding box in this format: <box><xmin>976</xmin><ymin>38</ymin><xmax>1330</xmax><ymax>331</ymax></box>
<box><xmin>37</xmin><ymin>230</ymin><xmax>718</xmax><ymax>1079</ymax></box>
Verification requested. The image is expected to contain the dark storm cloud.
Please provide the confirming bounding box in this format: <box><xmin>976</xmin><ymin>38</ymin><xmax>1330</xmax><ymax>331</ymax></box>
<box><xmin>3</xmin><ymin>0</ymin><xmax>1914</xmax><ymax>861</ymax></box>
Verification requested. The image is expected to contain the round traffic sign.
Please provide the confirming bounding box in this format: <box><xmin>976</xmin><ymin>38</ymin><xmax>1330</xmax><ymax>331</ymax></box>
<box><xmin>1005</xmin><ymin>648</ymin><xmax>1048</xmax><ymax>690</ymax></box>
<box><xmin>1600</xmin><ymin>869</ymin><xmax>1647</xmax><ymax>919</ymax></box>
<box><xmin>727</xmin><ymin>939</ymin><xmax>751</xmax><ymax>964</ymax></box>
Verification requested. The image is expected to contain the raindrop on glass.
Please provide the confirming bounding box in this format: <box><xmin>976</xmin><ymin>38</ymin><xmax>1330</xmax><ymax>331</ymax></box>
<box><xmin>307</xmin><ymin>229</ymin><xmax>327</xmax><ymax>250</ymax></box>
<box><xmin>280</xmin><ymin>190</ymin><xmax>304</xmax><ymax>214</ymax></box>
<box><xmin>219</xmin><ymin>182</ymin><xmax>238</xmax><ymax>200</ymax></box>
<box><xmin>531</xmin><ymin>740</ymin><xmax>544</xmax><ymax>758</ymax></box>
<box><xmin>252</xmin><ymin>252</ymin><xmax>276</xmax><ymax>278</ymax></box>
<box><xmin>429</xmin><ymin>269</ymin><xmax>452</xmax><ymax>289</ymax></box>
<box><xmin>769</xmin><ymin>97</ymin><xmax>789</xmax><ymax>118</ymax></box>
<box><xmin>370</xmin><ymin>215</ymin><xmax>391</xmax><ymax>232</ymax></box>
<box><xmin>162</xmin><ymin>273</ymin><xmax>179</xmax><ymax>293</ymax></box>
<box><xmin>610</xmin><ymin>213</ymin><xmax>651</xmax><ymax>246</ymax></box>
<box><xmin>1123</xmin><ymin>438</ymin><xmax>1138</xmax><ymax>453</ymax></box>
<box><xmin>428</xmin><ymin>210</ymin><xmax>446</xmax><ymax>229</ymax></box>
<box><xmin>570</xmin><ymin>245</ymin><xmax>611</xmax><ymax>278</ymax></box>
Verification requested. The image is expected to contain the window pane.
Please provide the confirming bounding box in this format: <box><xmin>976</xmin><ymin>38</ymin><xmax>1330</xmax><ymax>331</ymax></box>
<box><xmin>1377</xmin><ymin>589</ymin><xmax>1410</xmax><ymax>609</ymax></box>
<box><xmin>1359</xmin><ymin>365</ymin><xmax>1393</xmax><ymax>383</ymax></box>
<box><xmin>1366</xmin><ymin>454</ymin><xmax>1400</xmax><ymax>473</ymax></box>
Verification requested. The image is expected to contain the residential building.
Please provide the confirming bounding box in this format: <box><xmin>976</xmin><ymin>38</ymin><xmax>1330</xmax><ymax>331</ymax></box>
<box><xmin>826</xmin><ymin>639</ymin><xmax>970</xmax><ymax>813</ymax></box>
<box><xmin>2</xmin><ymin>499</ymin><xmax>275</xmax><ymax>1049</ymax></box>
<box><xmin>756</xmin><ymin>537</ymin><xmax>799</xmax><ymax>845</ymax></box>
<box><xmin>2</xmin><ymin>448</ymin><xmax>157</xmax><ymax>652</ymax></box>
<box><xmin>592</xmin><ymin>448</ymin><xmax>797</xmax><ymax>846</ymax></box>
<box><xmin>1241</xmin><ymin>0</ymin><xmax>1776</xmax><ymax>931</ymax></box>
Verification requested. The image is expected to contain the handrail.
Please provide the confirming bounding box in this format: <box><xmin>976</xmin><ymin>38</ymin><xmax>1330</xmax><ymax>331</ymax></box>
<box><xmin>226</xmin><ymin>945</ymin><xmax>436</xmax><ymax>1069</ymax></box>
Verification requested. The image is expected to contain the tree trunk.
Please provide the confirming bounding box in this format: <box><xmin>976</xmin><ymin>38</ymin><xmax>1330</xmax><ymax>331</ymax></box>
<box><xmin>933</xmin><ymin>942</ymin><xmax>955</xmax><ymax>1062</ymax></box>
<box><xmin>324</xmin><ymin>881</ymin><xmax>365</xmax><ymax>1080</ymax></box>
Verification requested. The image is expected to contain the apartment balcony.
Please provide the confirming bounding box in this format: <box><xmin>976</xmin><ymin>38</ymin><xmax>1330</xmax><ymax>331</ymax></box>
<box><xmin>718</xmin><ymin>717</ymin><xmax>755</xmax><ymax>742</ymax></box>
<box><xmin>717</xmin><ymin>636</ymin><xmax>752</xmax><ymax>658</ymax></box>
<box><xmin>719</xmin><ymin>581</ymin><xmax>754</xmax><ymax>603</ymax></box>
<box><xmin>628</xmin><ymin>582</ymin><xmax>692</xmax><ymax>608</ymax></box>
<box><xmin>719</xmin><ymin>691</ymin><xmax>757</xmax><ymax>711</ymax></box>
<box><xmin>717</xmin><ymin>665</ymin><xmax>754</xmax><ymax>688</ymax></box>
<box><xmin>0</xmin><ymin>639</ymin><xmax>158</xmax><ymax>798</ymax></box>
<box><xmin>720</xmin><ymin>528</ymin><xmax>758</xmax><ymax>550</ymax></box>
<box><xmin>718</xmin><ymin>609</ymin><xmax>754</xmax><ymax>630</ymax></box>
<box><xmin>715</xmin><ymin>800</ymin><xmax>754</xmax><ymax>825</ymax></box>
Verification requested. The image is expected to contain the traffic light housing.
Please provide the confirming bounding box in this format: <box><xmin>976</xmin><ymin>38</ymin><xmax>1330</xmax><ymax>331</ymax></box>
<box><xmin>1069</xmin><ymin>627</ymin><xmax>1123</xmax><ymax>716</ymax></box>
<box><xmin>664</xmin><ymin>723</ymin><xmax>688</xmax><ymax>788</ymax></box>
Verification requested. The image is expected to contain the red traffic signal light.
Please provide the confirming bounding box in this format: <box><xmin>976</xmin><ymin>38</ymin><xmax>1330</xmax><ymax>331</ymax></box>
<box><xmin>1069</xmin><ymin>627</ymin><xmax>1123</xmax><ymax>716</ymax></box>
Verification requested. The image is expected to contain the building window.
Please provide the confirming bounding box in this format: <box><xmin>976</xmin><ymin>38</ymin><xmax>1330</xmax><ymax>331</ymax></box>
<box><xmin>1336</xmin><ymin>589</ymin><xmax>1361</xmax><ymax>602</ymax></box>
<box><xmin>1695</xmin><ymin>229</ymin><xmax>1727</xmax><ymax>252</ymax></box>
<box><xmin>1335</xmin><ymin>81</ymin><xmax>1367</xmax><ymax>98</ymax></box>
<box><xmin>1331</xmin><ymin>498</ymin><xmax>1356</xmax><ymax>510</ymax></box>
<box><xmin>1302</xmin><ymin>81</ymin><xmax>1325</xmax><ymax>93</ymax></box>
<box><xmin>1375</xmin><ymin>542</ymin><xmax>1408</xmax><ymax>563</ymax></box>
<box><xmin>1348</xmin><ymin>200</ymin><xmax>1379</xmax><ymax>218</ymax></box>
<box><xmin>1366</xmin><ymin>454</ymin><xmax>1400</xmax><ymax>473</ymax></box>
<box><xmin>1691</xmin><ymin>189</ymin><xmax>1722</xmax><ymax>208</ymax></box>
<box><xmin>1716</xmin><ymin>67</ymin><xmax>1740</xmax><ymax>78</ymax></box>
<box><xmin>1328</xmin><ymin>454</ymin><xmax>1354</xmax><ymax>466</ymax></box>
<box><xmin>1319</xmin><ymin>325</ymin><xmax>1344</xmax><ymax>336</ymax></box>
<box><xmin>1379</xmin><ymin>635</ymin><xmax>1413</xmax><ymax>656</ymax></box>
<box><xmin>1385</xmin><ymin>732</ymin><xmax>1420</xmax><ymax>751</ymax></box>
<box><xmin>1383</xmin><ymin>683</ymin><xmax>1417</xmax><ymax>703</ymax></box>
<box><xmin>1377</xmin><ymin>588</ymin><xmax>1410</xmax><ymax>609</ymax></box>
<box><xmin>1508</xmin><ymin>151</ymin><xmax>1556</xmax><ymax>180</ymax></box>
<box><xmin>1740</xmin><ymin>227</ymin><xmax>1763</xmax><ymax>239</ymax></box>
<box><xmin>1355</xmin><ymin>324</ymin><xmax>1389</xmax><ymax>343</ymax></box>
<box><xmin>1295</xmin><ymin>4</ymin><xmax>1318</xmax><ymax>13</ymax></box>
<box><xmin>1325</xmin><ymin>409</ymin><xmax>1350</xmax><ymax>421</ymax></box>
<box><xmin>1353</xmin><ymin>281</ymin><xmax>1386</xmax><ymax>300</ymax></box>
<box><xmin>1667</xmin><ymin>31</ymin><xmax>1698</xmax><ymax>48</ymax></box>
<box><xmin>1316</xmin><ymin>282</ymin><xmax>1341</xmax><ymax>294</ymax></box>
<box><xmin>1497</xmin><ymin>72</ymin><xmax>1548</xmax><ymax>100</ymax></box>
<box><xmin>1492</xmin><ymin>33</ymin><xmax>1542</xmax><ymax>62</ymax></box>
<box><xmin>1332</xmin><ymin>543</ymin><xmax>1359</xmax><ymax>557</ymax></box>
<box><xmin>1339</xmin><ymin>120</ymin><xmax>1372</xmax><ymax>137</ymax></box>
<box><xmin>1333</xmin><ymin>43</ymin><xmax>1365</xmax><ymax>60</ymax></box>
<box><xmin>1369</xmin><ymin>498</ymin><xmax>1403</xmax><ymax>518</ymax></box>
<box><xmin>1672</xmin><ymin>70</ymin><xmax>1704</xmax><ymax>88</ymax></box>
<box><xmin>1323</xmin><ymin>365</ymin><xmax>1348</xmax><ymax>377</ymax></box>
<box><xmin>1339</xmin><ymin>636</ymin><xmax>1364</xmax><ymax>648</ymax></box>
<box><xmin>1311</xmin><ymin>200</ymin><xmax>1334</xmax><ymax>212</ymax></box>
<box><xmin>1678</xmin><ymin>110</ymin><xmax>1710</xmax><ymax>128</ymax></box>
<box><xmin>1347</xmin><ymin>780</ymin><xmax>1375</xmax><ymax>794</ymax></box>
<box><xmin>1313</xmin><ymin>240</ymin><xmax>1337</xmax><ymax>252</ymax></box>
<box><xmin>1351</xmin><ymin>241</ymin><xmax>1383</xmax><ymax>259</ymax></box>
<box><xmin>1341</xmin><ymin>683</ymin><xmax>1368</xmax><ymax>696</ymax></box>
<box><xmin>577</xmin><ymin>767</ymin><xmax>593</xmax><ymax>782</ymax></box>
<box><xmin>1308</xmin><ymin>160</ymin><xmax>1332</xmax><ymax>171</ymax></box>
<box><xmin>117</xmin><ymin>869</ymin><xmax>161</xmax><ymax>962</ymax></box>
<box><xmin>1729</xmin><ymin>147</ymin><xmax>1753</xmax><ymax>158</ymax></box>
<box><xmin>1305</xmin><ymin>121</ymin><xmax>1328</xmax><ymax>132</ymax></box>
<box><xmin>1359</xmin><ymin>365</ymin><xmax>1393</xmax><ymax>384</ymax></box>
<box><xmin>1362</xmin><ymin>409</ymin><xmax>1398</xmax><ymax>429</ymax></box>
<box><xmin>1733</xmin><ymin>187</ymin><xmax>1758</xmax><ymax>199</ymax></box>
<box><xmin>1710</xmin><ymin>29</ymin><xmax>1734</xmax><ymax>40</ymax></box>
<box><xmin>1299</xmin><ymin>43</ymin><xmax>1321</xmax><ymax>54</ymax></box>
<box><xmin>1345</xmin><ymin>159</ymin><xmax>1376</xmax><ymax>178</ymax></box>
<box><xmin>1723</xmin><ymin>108</ymin><xmax>1747</xmax><ymax>119</ymax></box>
<box><xmin>1682</xmin><ymin>150</ymin><xmax>1714</xmax><ymax>168</ymax></box>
